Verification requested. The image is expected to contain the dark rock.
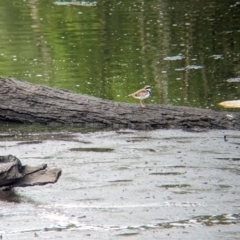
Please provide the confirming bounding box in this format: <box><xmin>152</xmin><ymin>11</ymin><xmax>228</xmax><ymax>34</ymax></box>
<box><xmin>0</xmin><ymin>155</ymin><xmax>61</xmax><ymax>191</ymax></box>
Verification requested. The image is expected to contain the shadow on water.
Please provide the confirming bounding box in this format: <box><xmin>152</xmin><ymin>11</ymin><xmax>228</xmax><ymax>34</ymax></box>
<box><xmin>70</xmin><ymin>147</ymin><xmax>114</xmax><ymax>152</ymax></box>
<box><xmin>216</xmin><ymin>157</ymin><xmax>240</xmax><ymax>161</ymax></box>
<box><xmin>0</xmin><ymin>190</ymin><xmax>36</xmax><ymax>204</ymax></box>
<box><xmin>0</xmin><ymin>190</ymin><xmax>22</xmax><ymax>203</ymax></box>
<box><xmin>150</xmin><ymin>172</ymin><xmax>183</xmax><ymax>176</ymax></box>
<box><xmin>0</xmin><ymin>123</ymin><xmax>110</xmax><ymax>143</ymax></box>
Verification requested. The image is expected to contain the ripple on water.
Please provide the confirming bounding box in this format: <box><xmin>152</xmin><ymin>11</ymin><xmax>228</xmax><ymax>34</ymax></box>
<box><xmin>39</xmin><ymin>211</ymin><xmax>240</xmax><ymax>231</ymax></box>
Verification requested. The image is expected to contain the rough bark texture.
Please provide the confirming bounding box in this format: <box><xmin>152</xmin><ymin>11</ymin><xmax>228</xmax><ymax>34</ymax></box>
<box><xmin>0</xmin><ymin>77</ymin><xmax>240</xmax><ymax>130</ymax></box>
<box><xmin>0</xmin><ymin>155</ymin><xmax>61</xmax><ymax>191</ymax></box>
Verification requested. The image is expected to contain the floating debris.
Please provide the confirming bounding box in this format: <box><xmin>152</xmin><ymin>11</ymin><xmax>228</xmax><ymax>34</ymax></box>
<box><xmin>226</xmin><ymin>78</ymin><xmax>240</xmax><ymax>83</ymax></box>
<box><xmin>209</xmin><ymin>55</ymin><xmax>223</xmax><ymax>60</ymax></box>
<box><xmin>175</xmin><ymin>68</ymin><xmax>185</xmax><ymax>71</ymax></box>
<box><xmin>163</xmin><ymin>55</ymin><xmax>185</xmax><ymax>61</ymax></box>
<box><xmin>185</xmin><ymin>65</ymin><xmax>203</xmax><ymax>70</ymax></box>
<box><xmin>53</xmin><ymin>1</ymin><xmax>97</xmax><ymax>6</ymax></box>
<box><xmin>175</xmin><ymin>65</ymin><xmax>203</xmax><ymax>71</ymax></box>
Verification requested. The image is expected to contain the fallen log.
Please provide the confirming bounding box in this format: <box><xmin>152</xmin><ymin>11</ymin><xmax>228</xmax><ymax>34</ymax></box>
<box><xmin>0</xmin><ymin>155</ymin><xmax>61</xmax><ymax>191</ymax></box>
<box><xmin>0</xmin><ymin>77</ymin><xmax>240</xmax><ymax>130</ymax></box>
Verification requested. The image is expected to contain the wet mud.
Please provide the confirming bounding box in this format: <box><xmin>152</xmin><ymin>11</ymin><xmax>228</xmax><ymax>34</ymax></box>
<box><xmin>0</xmin><ymin>126</ymin><xmax>240</xmax><ymax>239</ymax></box>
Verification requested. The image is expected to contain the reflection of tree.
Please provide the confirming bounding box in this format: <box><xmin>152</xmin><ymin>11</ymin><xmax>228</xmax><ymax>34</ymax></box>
<box><xmin>152</xmin><ymin>1</ymin><xmax>170</xmax><ymax>104</ymax></box>
<box><xmin>1</xmin><ymin>0</ymin><xmax>240</xmax><ymax>109</ymax></box>
<box><xmin>157</xmin><ymin>0</ymin><xmax>240</xmax><ymax>107</ymax></box>
<box><xmin>139</xmin><ymin>1</ymin><xmax>170</xmax><ymax>104</ymax></box>
<box><xmin>95</xmin><ymin>0</ymin><xmax>112</xmax><ymax>99</ymax></box>
<box><xmin>29</xmin><ymin>0</ymin><xmax>51</xmax><ymax>81</ymax></box>
<box><xmin>27</xmin><ymin>0</ymin><xmax>240</xmax><ymax>106</ymax></box>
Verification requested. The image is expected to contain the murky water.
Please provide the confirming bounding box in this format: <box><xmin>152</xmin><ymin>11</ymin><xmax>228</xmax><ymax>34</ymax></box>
<box><xmin>0</xmin><ymin>125</ymin><xmax>240</xmax><ymax>239</ymax></box>
<box><xmin>0</xmin><ymin>0</ymin><xmax>240</xmax><ymax>109</ymax></box>
<box><xmin>1</xmin><ymin>1</ymin><xmax>240</xmax><ymax>238</ymax></box>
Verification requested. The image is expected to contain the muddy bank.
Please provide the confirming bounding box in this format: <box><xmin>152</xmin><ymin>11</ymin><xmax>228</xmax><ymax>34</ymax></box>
<box><xmin>0</xmin><ymin>125</ymin><xmax>240</xmax><ymax>239</ymax></box>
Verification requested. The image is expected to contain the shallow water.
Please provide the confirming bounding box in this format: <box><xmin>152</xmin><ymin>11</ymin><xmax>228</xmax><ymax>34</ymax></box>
<box><xmin>0</xmin><ymin>0</ymin><xmax>240</xmax><ymax>109</ymax></box>
<box><xmin>0</xmin><ymin>126</ymin><xmax>240</xmax><ymax>239</ymax></box>
<box><xmin>1</xmin><ymin>2</ymin><xmax>240</xmax><ymax>238</ymax></box>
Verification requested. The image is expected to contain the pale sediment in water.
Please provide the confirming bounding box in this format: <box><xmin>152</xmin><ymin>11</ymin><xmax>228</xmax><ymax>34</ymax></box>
<box><xmin>0</xmin><ymin>127</ymin><xmax>240</xmax><ymax>239</ymax></box>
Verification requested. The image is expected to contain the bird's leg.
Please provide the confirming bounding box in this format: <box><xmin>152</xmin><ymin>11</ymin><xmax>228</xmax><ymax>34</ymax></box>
<box><xmin>140</xmin><ymin>100</ymin><xmax>145</xmax><ymax>108</ymax></box>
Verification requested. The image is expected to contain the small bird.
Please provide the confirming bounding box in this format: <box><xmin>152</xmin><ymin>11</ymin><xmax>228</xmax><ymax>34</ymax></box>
<box><xmin>128</xmin><ymin>85</ymin><xmax>152</xmax><ymax>108</ymax></box>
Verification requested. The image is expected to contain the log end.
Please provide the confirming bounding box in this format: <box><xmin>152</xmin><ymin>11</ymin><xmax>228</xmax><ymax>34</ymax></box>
<box><xmin>218</xmin><ymin>100</ymin><xmax>240</xmax><ymax>108</ymax></box>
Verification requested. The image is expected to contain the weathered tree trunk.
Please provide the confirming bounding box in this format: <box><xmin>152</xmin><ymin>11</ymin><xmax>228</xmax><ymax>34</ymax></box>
<box><xmin>0</xmin><ymin>155</ymin><xmax>61</xmax><ymax>191</ymax></box>
<box><xmin>0</xmin><ymin>77</ymin><xmax>239</xmax><ymax>130</ymax></box>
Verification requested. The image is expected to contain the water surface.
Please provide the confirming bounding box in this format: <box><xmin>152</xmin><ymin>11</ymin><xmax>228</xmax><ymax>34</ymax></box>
<box><xmin>0</xmin><ymin>126</ymin><xmax>240</xmax><ymax>239</ymax></box>
<box><xmin>0</xmin><ymin>0</ymin><xmax>240</xmax><ymax>109</ymax></box>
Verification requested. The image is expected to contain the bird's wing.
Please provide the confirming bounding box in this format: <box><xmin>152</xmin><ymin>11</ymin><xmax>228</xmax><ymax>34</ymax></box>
<box><xmin>128</xmin><ymin>88</ymin><xmax>146</xmax><ymax>97</ymax></box>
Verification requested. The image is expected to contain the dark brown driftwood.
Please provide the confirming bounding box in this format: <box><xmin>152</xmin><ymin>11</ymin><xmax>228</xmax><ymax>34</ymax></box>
<box><xmin>0</xmin><ymin>77</ymin><xmax>240</xmax><ymax>130</ymax></box>
<box><xmin>0</xmin><ymin>155</ymin><xmax>61</xmax><ymax>191</ymax></box>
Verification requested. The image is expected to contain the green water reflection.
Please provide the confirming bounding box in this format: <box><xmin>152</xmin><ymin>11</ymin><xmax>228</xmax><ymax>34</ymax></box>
<box><xmin>0</xmin><ymin>0</ymin><xmax>240</xmax><ymax>109</ymax></box>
